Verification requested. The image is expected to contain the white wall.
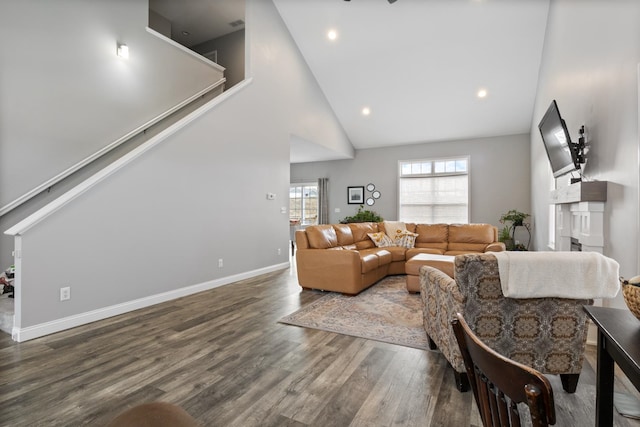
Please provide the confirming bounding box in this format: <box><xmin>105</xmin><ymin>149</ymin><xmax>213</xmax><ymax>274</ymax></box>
<box><xmin>0</xmin><ymin>0</ymin><xmax>222</xmax><ymax>211</ymax></box>
<box><xmin>193</xmin><ymin>30</ymin><xmax>246</xmax><ymax>89</ymax></box>
<box><xmin>292</xmin><ymin>134</ymin><xmax>531</xmax><ymax>229</ymax></box>
<box><xmin>7</xmin><ymin>0</ymin><xmax>352</xmax><ymax>339</ymax></box>
<box><xmin>531</xmin><ymin>0</ymin><xmax>640</xmax><ymax>306</ymax></box>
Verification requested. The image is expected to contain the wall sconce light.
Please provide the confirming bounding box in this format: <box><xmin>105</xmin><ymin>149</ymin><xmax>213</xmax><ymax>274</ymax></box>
<box><xmin>117</xmin><ymin>43</ymin><xmax>129</xmax><ymax>59</ymax></box>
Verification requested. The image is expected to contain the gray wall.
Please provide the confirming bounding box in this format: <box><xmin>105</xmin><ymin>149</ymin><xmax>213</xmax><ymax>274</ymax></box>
<box><xmin>8</xmin><ymin>0</ymin><xmax>352</xmax><ymax>335</ymax></box>
<box><xmin>0</xmin><ymin>0</ymin><xmax>222</xmax><ymax>212</ymax></box>
<box><xmin>292</xmin><ymin>133</ymin><xmax>531</xmax><ymax>228</ymax></box>
<box><xmin>193</xmin><ymin>30</ymin><xmax>246</xmax><ymax>89</ymax></box>
<box><xmin>530</xmin><ymin>0</ymin><xmax>640</xmax><ymax>306</ymax></box>
<box><xmin>149</xmin><ymin>9</ymin><xmax>171</xmax><ymax>38</ymax></box>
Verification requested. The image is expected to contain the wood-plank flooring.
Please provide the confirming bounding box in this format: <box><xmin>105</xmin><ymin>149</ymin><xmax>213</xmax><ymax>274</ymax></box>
<box><xmin>0</xmin><ymin>265</ymin><xmax>639</xmax><ymax>426</ymax></box>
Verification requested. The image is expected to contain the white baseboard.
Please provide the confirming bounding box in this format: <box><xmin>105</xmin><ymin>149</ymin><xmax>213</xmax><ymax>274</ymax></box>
<box><xmin>12</xmin><ymin>262</ymin><xmax>290</xmax><ymax>342</ymax></box>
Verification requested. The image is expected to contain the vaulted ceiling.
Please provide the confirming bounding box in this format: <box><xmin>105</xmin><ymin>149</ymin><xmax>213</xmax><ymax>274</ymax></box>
<box><xmin>149</xmin><ymin>0</ymin><xmax>551</xmax><ymax>163</ymax></box>
<box><xmin>274</xmin><ymin>0</ymin><xmax>550</xmax><ymax>162</ymax></box>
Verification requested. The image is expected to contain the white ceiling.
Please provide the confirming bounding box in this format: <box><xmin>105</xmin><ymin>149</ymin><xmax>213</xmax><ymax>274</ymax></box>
<box><xmin>149</xmin><ymin>0</ymin><xmax>551</xmax><ymax>163</ymax></box>
<box><xmin>274</xmin><ymin>0</ymin><xmax>550</xmax><ymax>162</ymax></box>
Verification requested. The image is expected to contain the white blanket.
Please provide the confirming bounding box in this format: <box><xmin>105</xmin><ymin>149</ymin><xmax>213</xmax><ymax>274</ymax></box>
<box><xmin>490</xmin><ymin>251</ymin><xmax>620</xmax><ymax>299</ymax></box>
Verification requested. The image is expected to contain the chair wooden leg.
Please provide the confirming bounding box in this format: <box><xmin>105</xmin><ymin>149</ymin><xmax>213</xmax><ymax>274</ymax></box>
<box><xmin>454</xmin><ymin>370</ymin><xmax>470</xmax><ymax>392</ymax></box>
<box><xmin>560</xmin><ymin>373</ymin><xmax>580</xmax><ymax>393</ymax></box>
<box><xmin>427</xmin><ymin>335</ymin><xmax>438</xmax><ymax>350</ymax></box>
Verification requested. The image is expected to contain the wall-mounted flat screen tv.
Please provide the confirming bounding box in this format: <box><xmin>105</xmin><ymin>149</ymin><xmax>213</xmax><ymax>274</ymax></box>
<box><xmin>538</xmin><ymin>100</ymin><xmax>580</xmax><ymax>178</ymax></box>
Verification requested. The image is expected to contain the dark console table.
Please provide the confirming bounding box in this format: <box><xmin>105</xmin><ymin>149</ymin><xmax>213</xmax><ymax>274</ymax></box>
<box><xmin>584</xmin><ymin>306</ymin><xmax>640</xmax><ymax>426</ymax></box>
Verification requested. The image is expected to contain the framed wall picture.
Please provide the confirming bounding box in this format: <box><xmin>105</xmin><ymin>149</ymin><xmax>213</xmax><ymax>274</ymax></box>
<box><xmin>347</xmin><ymin>186</ymin><xmax>364</xmax><ymax>204</ymax></box>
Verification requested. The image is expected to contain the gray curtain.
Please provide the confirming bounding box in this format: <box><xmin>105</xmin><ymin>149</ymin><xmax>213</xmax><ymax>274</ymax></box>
<box><xmin>318</xmin><ymin>178</ymin><xmax>329</xmax><ymax>224</ymax></box>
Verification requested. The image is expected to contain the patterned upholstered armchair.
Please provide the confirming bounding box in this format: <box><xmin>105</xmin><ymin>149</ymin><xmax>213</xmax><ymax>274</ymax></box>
<box><xmin>420</xmin><ymin>253</ymin><xmax>593</xmax><ymax>393</ymax></box>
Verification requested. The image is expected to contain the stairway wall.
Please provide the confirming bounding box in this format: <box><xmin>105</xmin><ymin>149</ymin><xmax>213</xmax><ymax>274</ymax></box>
<box><xmin>6</xmin><ymin>0</ymin><xmax>353</xmax><ymax>339</ymax></box>
<box><xmin>0</xmin><ymin>0</ymin><xmax>223</xmax><ymax>214</ymax></box>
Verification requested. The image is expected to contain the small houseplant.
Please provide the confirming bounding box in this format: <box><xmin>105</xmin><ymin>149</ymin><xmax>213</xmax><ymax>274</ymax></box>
<box><xmin>498</xmin><ymin>226</ymin><xmax>512</xmax><ymax>248</ymax></box>
<box><xmin>499</xmin><ymin>209</ymin><xmax>530</xmax><ymax>227</ymax></box>
<box><xmin>499</xmin><ymin>209</ymin><xmax>530</xmax><ymax>250</ymax></box>
<box><xmin>340</xmin><ymin>205</ymin><xmax>383</xmax><ymax>223</ymax></box>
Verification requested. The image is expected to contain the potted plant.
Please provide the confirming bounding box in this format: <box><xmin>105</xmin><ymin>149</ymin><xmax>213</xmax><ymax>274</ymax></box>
<box><xmin>499</xmin><ymin>209</ymin><xmax>530</xmax><ymax>250</ymax></box>
<box><xmin>340</xmin><ymin>205</ymin><xmax>384</xmax><ymax>223</ymax></box>
<box><xmin>498</xmin><ymin>226</ymin><xmax>513</xmax><ymax>249</ymax></box>
<box><xmin>499</xmin><ymin>209</ymin><xmax>530</xmax><ymax>227</ymax></box>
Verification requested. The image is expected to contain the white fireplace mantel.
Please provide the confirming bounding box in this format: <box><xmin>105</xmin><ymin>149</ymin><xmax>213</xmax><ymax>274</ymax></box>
<box><xmin>551</xmin><ymin>181</ymin><xmax>607</xmax><ymax>253</ymax></box>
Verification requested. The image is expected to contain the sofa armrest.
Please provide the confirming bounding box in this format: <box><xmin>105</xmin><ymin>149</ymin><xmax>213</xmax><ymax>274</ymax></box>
<box><xmin>484</xmin><ymin>242</ymin><xmax>506</xmax><ymax>252</ymax></box>
<box><xmin>420</xmin><ymin>266</ymin><xmax>467</xmax><ymax>372</ymax></box>
<box><xmin>295</xmin><ymin>248</ymin><xmax>361</xmax><ymax>292</ymax></box>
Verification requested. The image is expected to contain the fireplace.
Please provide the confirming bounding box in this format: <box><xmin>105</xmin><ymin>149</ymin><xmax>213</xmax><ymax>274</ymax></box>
<box><xmin>570</xmin><ymin>237</ymin><xmax>582</xmax><ymax>252</ymax></box>
<box><xmin>551</xmin><ymin>181</ymin><xmax>607</xmax><ymax>254</ymax></box>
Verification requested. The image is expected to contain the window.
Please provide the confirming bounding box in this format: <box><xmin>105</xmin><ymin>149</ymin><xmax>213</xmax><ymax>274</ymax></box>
<box><xmin>398</xmin><ymin>157</ymin><xmax>469</xmax><ymax>223</ymax></box>
<box><xmin>289</xmin><ymin>183</ymin><xmax>318</xmax><ymax>225</ymax></box>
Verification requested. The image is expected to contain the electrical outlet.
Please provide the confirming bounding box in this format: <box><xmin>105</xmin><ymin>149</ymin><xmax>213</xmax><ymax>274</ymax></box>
<box><xmin>60</xmin><ymin>286</ymin><xmax>71</xmax><ymax>301</ymax></box>
<box><xmin>218</xmin><ymin>258</ymin><xmax>224</xmax><ymax>268</ymax></box>
<box><xmin>277</xmin><ymin>248</ymin><xmax>281</xmax><ymax>255</ymax></box>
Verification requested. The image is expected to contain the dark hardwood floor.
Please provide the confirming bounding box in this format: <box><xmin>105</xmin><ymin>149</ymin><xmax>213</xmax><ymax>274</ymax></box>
<box><xmin>0</xmin><ymin>264</ymin><xmax>639</xmax><ymax>426</ymax></box>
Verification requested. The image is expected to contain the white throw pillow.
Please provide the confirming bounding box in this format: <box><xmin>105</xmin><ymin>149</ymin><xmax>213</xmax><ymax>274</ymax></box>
<box><xmin>367</xmin><ymin>232</ymin><xmax>395</xmax><ymax>248</ymax></box>
<box><xmin>394</xmin><ymin>230</ymin><xmax>418</xmax><ymax>249</ymax></box>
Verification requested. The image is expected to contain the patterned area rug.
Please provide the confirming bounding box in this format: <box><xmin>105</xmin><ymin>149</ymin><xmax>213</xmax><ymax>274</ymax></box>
<box><xmin>279</xmin><ymin>275</ymin><xmax>428</xmax><ymax>350</ymax></box>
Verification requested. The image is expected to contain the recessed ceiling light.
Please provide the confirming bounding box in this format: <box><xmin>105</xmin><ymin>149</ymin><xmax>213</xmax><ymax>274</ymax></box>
<box><xmin>182</xmin><ymin>31</ymin><xmax>190</xmax><ymax>36</ymax></box>
<box><xmin>327</xmin><ymin>29</ymin><xmax>338</xmax><ymax>40</ymax></box>
<box><xmin>477</xmin><ymin>88</ymin><xmax>488</xmax><ymax>98</ymax></box>
<box><xmin>362</xmin><ymin>107</ymin><xmax>371</xmax><ymax>116</ymax></box>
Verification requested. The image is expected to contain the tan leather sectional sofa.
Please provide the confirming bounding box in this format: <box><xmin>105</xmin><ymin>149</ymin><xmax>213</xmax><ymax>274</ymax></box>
<box><xmin>295</xmin><ymin>222</ymin><xmax>505</xmax><ymax>295</ymax></box>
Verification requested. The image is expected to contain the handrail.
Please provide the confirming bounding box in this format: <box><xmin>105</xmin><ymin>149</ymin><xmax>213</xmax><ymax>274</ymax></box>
<box><xmin>0</xmin><ymin>77</ymin><xmax>226</xmax><ymax>217</ymax></box>
<box><xmin>5</xmin><ymin>78</ymin><xmax>252</xmax><ymax>236</ymax></box>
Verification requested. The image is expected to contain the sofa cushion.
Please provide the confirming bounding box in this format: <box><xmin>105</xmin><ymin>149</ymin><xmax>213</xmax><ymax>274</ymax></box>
<box><xmin>333</xmin><ymin>224</ymin><xmax>355</xmax><ymax>246</ymax></box>
<box><xmin>306</xmin><ymin>225</ymin><xmax>338</xmax><ymax>249</ymax></box>
<box><xmin>447</xmin><ymin>223</ymin><xmax>495</xmax><ymax>252</ymax></box>
<box><xmin>358</xmin><ymin>248</ymin><xmax>393</xmax><ymax>272</ymax></box>
<box><xmin>367</xmin><ymin>232</ymin><xmax>395</xmax><ymax>248</ymax></box>
<box><xmin>414</xmin><ymin>224</ymin><xmax>449</xmax><ymax>252</ymax></box>
<box><xmin>349</xmin><ymin>222</ymin><xmax>379</xmax><ymax>249</ymax></box>
<box><xmin>404</xmin><ymin>222</ymin><xmax>417</xmax><ymax>233</ymax></box>
<box><xmin>448</xmin><ymin>223</ymin><xmax>494</xmax><ymax>243</ymax></box>
<box><xmin>445</xmin><ymin>249</ymin><xmax>484</xmax><ymax>256</ymax></box>
<box><xmin>376</xmin><ymin>249</ymin><xmax>393</xmax><ymax>265</ymax></box>
<box><xmin>385</xmin><ymin>246</ymin><xmax>408</xmax><ymax>262</ymax></box>
<box><xmin>359</xmin><ymin>252</ymin><xmax>380</xmax><ymax>273</ymax></box>
<box><xmin>406</xmin><ymin>248</ymin><xmax>446</xmax><ymax>258</ymax></box>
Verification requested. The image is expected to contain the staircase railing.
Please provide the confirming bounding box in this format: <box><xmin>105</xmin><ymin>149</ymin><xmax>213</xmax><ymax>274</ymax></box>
<box><xmin>5</xmin><ymin>78</ymin><xmax>252</xmax><ymax>237</ymax></box>
<box><xmin>0</xmin><ymin>76</ymin><xmax>226</xmax><ymax>218</ymax></box>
